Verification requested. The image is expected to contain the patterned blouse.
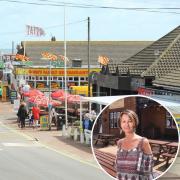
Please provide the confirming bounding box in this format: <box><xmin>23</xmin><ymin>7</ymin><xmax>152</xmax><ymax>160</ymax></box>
<box><xmin>115</xmin><ymin>137</ymin><xmax>153</xmax><ymax>180</ymax></box>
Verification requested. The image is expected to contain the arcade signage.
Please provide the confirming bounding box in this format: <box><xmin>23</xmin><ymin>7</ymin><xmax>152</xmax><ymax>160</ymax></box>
<box><xmin>16</xmin><ymin>68</ymin><xmax>100</xmax><ymax>77</ymax></box>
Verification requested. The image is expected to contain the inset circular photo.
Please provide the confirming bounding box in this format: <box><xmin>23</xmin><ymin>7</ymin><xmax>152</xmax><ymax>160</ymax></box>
<box><xmin>91</xmin><ymin>95</ymin><xmax>179</xmax><ymax>180</ymax></box>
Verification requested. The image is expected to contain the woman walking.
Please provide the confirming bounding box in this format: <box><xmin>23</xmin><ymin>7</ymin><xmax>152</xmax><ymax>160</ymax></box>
<box><xmin>17</xmin><ymin>102</ymin><xmax>28</xmax><ymax>128</ymax></box>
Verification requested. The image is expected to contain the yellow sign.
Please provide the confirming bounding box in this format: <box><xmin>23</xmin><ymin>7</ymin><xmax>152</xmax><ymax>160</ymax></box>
<box><xmin>36</xmin><ymin>82</ymin><xmax>46</xmax><ymax>89</ymax></box>
<box><xmin>2</xmin><ymin>86</ymin><xmax>7</xmax><ymax>102</ymax></box>
<box><xmin>16</xmin><ymin>68</ymin><xmax>100</xmax><ymax>77</ymax></box>
<box><xmin>51</xmin><ymin>82</ymin><xmax>60</xmax><ymax>89</ymax></box>
<box><xmin>40</xmin><ymin>115</ymin><xmax>49</xmax><ymax>130</ymax></box>
<box><xmin>174</xmin><ymin>114</ymin><xmax>180</xmax><ymax>131</ymax></box>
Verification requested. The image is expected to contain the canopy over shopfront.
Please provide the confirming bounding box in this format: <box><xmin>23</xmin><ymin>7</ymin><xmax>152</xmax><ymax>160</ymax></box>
<box><xmin>81</xmin><ymin>95</ymin><xmax>180</xmax><ymax>112</ymax></box>
<box><xmin>79</xmin><ymin>95</ymin><xmax>180</xmax><ymax>127</ymax></box>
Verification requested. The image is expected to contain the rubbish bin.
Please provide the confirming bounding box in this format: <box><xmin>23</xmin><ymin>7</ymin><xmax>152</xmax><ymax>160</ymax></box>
<box><xmin>56</xmin><ymin>115</ymin><xmax>65</xmax><ymax>130</ymax></box>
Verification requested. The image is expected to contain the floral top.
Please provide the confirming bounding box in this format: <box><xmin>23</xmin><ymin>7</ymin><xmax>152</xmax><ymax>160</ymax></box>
<box><xmin>115</xmin><ymin>138</ymin><xmax>153</xmax><ymax>180</ymax></box>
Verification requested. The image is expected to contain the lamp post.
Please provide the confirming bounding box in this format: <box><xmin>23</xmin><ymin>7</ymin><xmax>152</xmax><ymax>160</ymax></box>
<box><xmin>87</xmin><ymin>17</ymin><xmax>90</xmax><ymax>97</ymax></box>
<box><xmin>48</xmin><ymin>59</ymin><xmax>52</xmax><ymax>130</ymax></box>
<box><xmin>64</xmin><ymin>4</ymin><xmax>68</xmax><ymax>129</ymax></box>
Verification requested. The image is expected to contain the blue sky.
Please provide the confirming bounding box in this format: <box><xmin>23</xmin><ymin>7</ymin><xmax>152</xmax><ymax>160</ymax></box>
<box><xmin>0</xmin><ymin>0</ymin><xmax>180</xmax><ymax>50</ymax></box>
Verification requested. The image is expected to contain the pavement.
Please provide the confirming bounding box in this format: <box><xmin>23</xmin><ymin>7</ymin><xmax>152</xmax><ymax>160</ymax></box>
<box><xmin>1</xmin><ymin>101</ymin><xmax>180</xmax><ymax>179</ymax></box>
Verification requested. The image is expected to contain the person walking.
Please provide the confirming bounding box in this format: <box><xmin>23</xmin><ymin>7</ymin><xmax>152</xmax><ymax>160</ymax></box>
<box><xmin>32</xmin><ymin>104</ymin><xmax>40</xmax><ymax>129</ymax></box>
<box><xmin>17</xmin><ymin>102</ymin><xmax>28</xmax><ymax>129</ymax></box>
<box><xmin>28</xmin><ymin>109</ymin><xmax>34</xmax><ymax>127</ymax></box>
<box><xmin>115</xmin><ymin>109</ymin><xmax>153</xmax><ymax>180</ymax></box>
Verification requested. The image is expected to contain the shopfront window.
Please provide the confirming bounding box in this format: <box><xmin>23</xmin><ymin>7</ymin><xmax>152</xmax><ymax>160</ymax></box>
<box><xmin>109</xmin><ymin>111</ymin><xmax>120</xmax><ymax>128</ymax></box>
<box><xmin>166</xmin><ymin>112</ymin><xmax>176</xmax><ymax>129</ymax></box>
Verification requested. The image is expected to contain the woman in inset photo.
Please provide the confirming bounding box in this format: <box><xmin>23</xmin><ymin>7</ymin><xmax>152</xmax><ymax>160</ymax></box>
<box><xmin>92</xmin><ymin>96</ymin><xmax>179</xmax><ymax>180</ymax></box>
<box><xmin>116</xmin><ymin>109</ymin><xmax>153</xmax><ymax>180</ymax></box>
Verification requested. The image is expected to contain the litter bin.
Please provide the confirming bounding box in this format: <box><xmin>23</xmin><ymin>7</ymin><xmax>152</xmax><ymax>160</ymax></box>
<box><xmin>56</xmin><ymin>115</ymin><xmax>65</xmax><ymax>130</ymax></box>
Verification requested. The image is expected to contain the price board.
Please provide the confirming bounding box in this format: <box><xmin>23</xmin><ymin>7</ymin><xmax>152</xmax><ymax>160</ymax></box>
<box><xmin>40</xmin><ymin>115</ymin><xmax>49</xmax><ymax>130</ymax></box>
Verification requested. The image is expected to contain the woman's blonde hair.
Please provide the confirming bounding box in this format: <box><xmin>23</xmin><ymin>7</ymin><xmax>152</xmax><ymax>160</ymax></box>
<box><xmin>119</xmin><ymin>109</ymin><xmax>139</xmax><ymax>129</ymax></box>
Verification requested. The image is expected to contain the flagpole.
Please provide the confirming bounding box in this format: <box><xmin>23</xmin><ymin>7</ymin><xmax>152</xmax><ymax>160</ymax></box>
<box><xmin>64</xmin><ymin>4</ymin><xmax>68</xmax><ymax>129</ymax></box>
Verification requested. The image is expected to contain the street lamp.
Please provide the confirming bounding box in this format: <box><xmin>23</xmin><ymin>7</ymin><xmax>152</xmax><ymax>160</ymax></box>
<box><xmin>48</xmin><ymin>59</ymin><xmax>52</xmax><ymax>130</ymax></box>
<box><xmin>64</xmin><ymin>4</ymin><xmax>68</xmax><ymax>130</ymax></box>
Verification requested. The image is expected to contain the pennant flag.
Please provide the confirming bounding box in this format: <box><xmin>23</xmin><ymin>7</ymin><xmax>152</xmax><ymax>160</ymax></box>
<box><xmin>15</xmin><ymin>54</ymin><xmax>30</xmax><ymax>61</ymax></box>
<box><xmin>58</xmin><ymin>55</ymin><xmax>69</xmax><ymax>62</ymax></box>
<box><xmin>41</xmin><ymin>52</ymin><xmax>57</xmax><ymax>61</ymax></box>
<box><xmin>98</xmin><ymin>55</ymin><xmax>110</xmax><ymax>65</ymax></box>
<box><xmin>26</xmin><ymin>25</ymin><xmax>45</xmax><ymax>36</ymax></box>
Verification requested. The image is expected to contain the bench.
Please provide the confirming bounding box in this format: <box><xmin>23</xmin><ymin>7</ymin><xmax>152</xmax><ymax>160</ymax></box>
<box><xmin>161</xmin><ymin>152</ymin><xmax>175</xmax><ymax>167</ymax></box>
<box><xmin>94</xmin><ymin>148</ymin><xmax>116</xmax><ymax>177</ymax></box>
<box><xmin>94</xmin><ymin>134</ymin><xmax>118</xmax><ymax>147</ymax></box>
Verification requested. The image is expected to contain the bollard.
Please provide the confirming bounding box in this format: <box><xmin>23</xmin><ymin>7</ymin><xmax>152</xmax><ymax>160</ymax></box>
<box><xmin>62</xmin><ymin>125</ymin><xmax>66</xmax><ymax>136</ymax></box>
<box><xmin>84</xmin><ymin>130</ymin><xmax>91</xmax><ymax>145</ymax></box>
<box><xmin>67</xmin><ymin>126</ymin><xmax>72</xmax><ymax>138</ymax></box>
<box><xmin>80</xmin><ymin>132</ymin><xmax>84</xmax><ymax>143</ymax></box>
<box><xmin>74</xmin><ymin>128</ymin><xmax>78</xmax><ymax>141</ymax></box>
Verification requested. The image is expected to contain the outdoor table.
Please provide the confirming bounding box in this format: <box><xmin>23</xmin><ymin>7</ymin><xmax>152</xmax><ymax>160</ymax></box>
<box><xmin>68</xmin><ymin>115</ymin><xmax>77</xmax><ymax>125</ymax></box>
<box><xmin>149</xmin><ymin>139</ymin><xmax>170</xmax><ymax>162</ymax></box>
<box><xmin>94</xmin><ymin>133</ymin><xmax>116</xmax><ymax>147</ymax></box>
<box><xmin>166</xmin><ymin>142</ymin><xmax>179</xmax><ymax>154</ymax></box>
<box><xmin>161</xmin><ymin>142</ymin><xmax>178</xmax><ymax>167</ymax></box>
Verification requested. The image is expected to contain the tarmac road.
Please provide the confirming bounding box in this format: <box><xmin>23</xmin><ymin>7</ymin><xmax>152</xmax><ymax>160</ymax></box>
<box><xmin>0</xmin><ymin>122</ymin><xmax>110</xmax><ymax>180</ymax></box>
<box><xmin>1</xmin><ymin>101</ymin><xmax>180</xmax><ymax>179</ymax></box>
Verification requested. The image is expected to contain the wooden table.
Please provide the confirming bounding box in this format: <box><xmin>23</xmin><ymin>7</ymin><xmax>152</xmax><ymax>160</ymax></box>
<box><xmin>166</xmin><ymin>142</ymin><xmax>179</xmax><ymax>153</ymax></box>
<box><xmin>161</xmin><ymin>142</ymin><xmax>178</xmax><ymax>167</ymax></box>
<box><xmin>149</xmin><ymin>139</ymin><xmax>170</xmax><ymax>162</ymax></box>
<box><xmin>94</xmin><ymin>133</ymin><xmax>116</xmax><ymax>147</ymax></box>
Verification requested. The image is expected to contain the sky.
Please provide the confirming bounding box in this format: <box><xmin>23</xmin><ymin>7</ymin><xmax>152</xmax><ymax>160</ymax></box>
<box><xmin>0</xmin><ymin>0</ymin><xmax>180</xmax><ymax>51</ymax></box>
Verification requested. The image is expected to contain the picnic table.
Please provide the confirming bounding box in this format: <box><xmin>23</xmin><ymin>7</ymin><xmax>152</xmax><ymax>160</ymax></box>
<box><xmin>161</xmin><ymin>142</ymin><xmax>178</xmax><ymax>167</ymax></box>
<box><xmin>149</xmin><ymin>139</ymin><xmax>170</xmax><ymax>162</ymax></box>
<box><xmin>94</xmin><ymin>133</ymin><xmax>116</xmax><ymax>147</ymax></box>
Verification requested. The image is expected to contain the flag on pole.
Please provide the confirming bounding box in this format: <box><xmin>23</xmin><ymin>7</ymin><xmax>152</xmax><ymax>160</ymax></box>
<box><xmin>98</xmin><ymin>55</ymin><xmax>110</xmax><ymax>65</ymax></box>
<box><xmin>26</xmin><ymin>25</ymin><xmax>45</xmax><ymax>36</ymax></box>
<box><xmin>41</xmin><ymin>52</ymin><xmax>57</xmax><ymax>61</ymax></box>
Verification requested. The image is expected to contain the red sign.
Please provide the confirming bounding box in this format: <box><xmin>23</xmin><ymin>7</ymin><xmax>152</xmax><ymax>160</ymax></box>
<box><xmin>137</xmin><ymin>87</ymin><xmax>153</xmax><ymax>96</ymax></box>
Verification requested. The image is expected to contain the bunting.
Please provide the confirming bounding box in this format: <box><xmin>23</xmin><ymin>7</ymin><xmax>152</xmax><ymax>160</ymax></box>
<box><xmin>98</xmin><ymin>55</ymin><xmax>110</xmax><ymax>65</ymax></box>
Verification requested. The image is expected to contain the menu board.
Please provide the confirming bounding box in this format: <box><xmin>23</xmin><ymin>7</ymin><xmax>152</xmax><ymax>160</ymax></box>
<box><xmin>40</xmin><ymin>115</ymin><xmax>49</xmax><ymax>130</ymax></box>
<box><xmin>10</xmin><ymin>90</ymin><xmax>17</xmax><ymax>101</ymax></box>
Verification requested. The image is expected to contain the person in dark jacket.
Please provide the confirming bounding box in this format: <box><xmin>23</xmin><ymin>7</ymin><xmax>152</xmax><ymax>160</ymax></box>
<box><xmin>17</xmin><ymin>102</ymin><xmax>28</xmax><ymax>128</ymax></box>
